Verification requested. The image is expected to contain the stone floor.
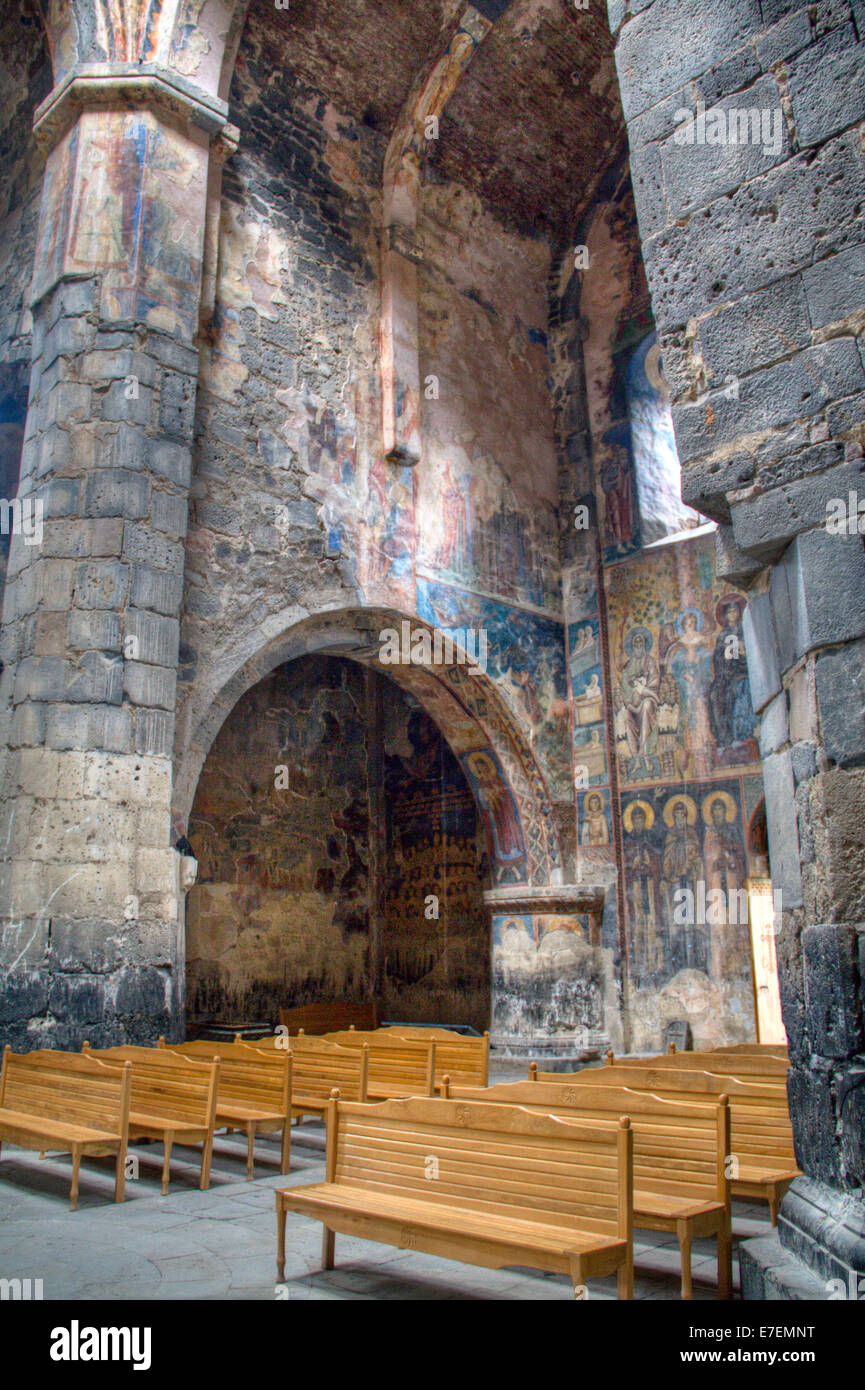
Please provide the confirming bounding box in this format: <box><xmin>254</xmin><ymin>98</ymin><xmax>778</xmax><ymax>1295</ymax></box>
<box><xmin>0</xmin><ymin>1116</ymin><xmax>773</xmax><ymax>1302</ymax></box>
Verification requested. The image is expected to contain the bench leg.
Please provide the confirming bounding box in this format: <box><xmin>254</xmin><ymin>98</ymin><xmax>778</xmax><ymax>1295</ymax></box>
<box><xmin>246</xmin><ymin>1123</ymin><xmax>256</xmax><ymax>1182</ymax></box>
<box><xmin>769</xmin><ymin>1189</ymin><xmax>779</xmax><ymax>1226</ymax></box>
<box><xmin>114</xmin><ymin>1147</ymin><xmax>127</xmax><ymax>1204</ymax></box>
<box><xmin>161</xmin><ymin>1132</ymin><xmax>174</xmax><ymax>1196</ymax></box>
<box><xmin>718</xmin><ymin>1215</ymin><xmax>733</xmax><ymax>1300</ymax></box>
<box><xmin>200</xmin><ymin>1132</ymin><xmax>214</xmax><ymax>1191</ymax></box>
<box><xmin>279</xmin><ymin>1117</ymin><xmax>291</xmax><ymax>1175</ymax></box>
<box><xmin>276</xmin><ymin>1195</ymin><xmax>286</xmax><ymax>1281</ymax></box>
<box><xmin>569</xmin><ymin>1256</ymin><xmax>587</xmax><ymax>1300</ymax></box>
<box><xmin>322</xmin><ymin>1225</ymin><xmax>335</xmax><ymax>1271</ymax></box>
<box><xmin>617</xmin><ymin>1253</ymin><xmax>633</xmax><ymax>1301</ymax></box>
<box><xmin>678</xmin><ymin>1219</ymin><xmax>693</xmax><ymax>1300</ymax></box>
<box><xmin>70</xmin><ymin>1146</ymin><xmax>81</xmax><ymax>1212</ymax></box>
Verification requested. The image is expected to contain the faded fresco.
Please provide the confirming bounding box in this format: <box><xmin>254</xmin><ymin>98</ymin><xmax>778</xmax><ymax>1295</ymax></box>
<box><xmin>416</xmin><ymin>577</ymin><xmax>571</xmax><ymax>801</ymax></box>
<box><xmin>383</xmin><ymin>691</ymin><xmax>490</xmax><ymax>1032</ymax></box>
<box><xmin>607</xmin><ymin>535</ymin><xmax>760</xmax><ymax>786</ymax></box>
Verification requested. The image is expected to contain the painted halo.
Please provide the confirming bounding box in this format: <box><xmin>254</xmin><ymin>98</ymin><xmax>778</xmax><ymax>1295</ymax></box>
<box><xmin>702</xmin><ymin>789</ymin><xmax>738</xmax><ymax>825</ymax></box>
<box><xmin>715</xmin><ymin>593</ymin><xmax>747</xmax><ymax>627</ymax></box>
<box><xmin>675</xmin><ymin>606</ymin><xmax>705</xmax><ymax>637</ymax></box>
<box><xmin>663</xmin><ymin>793</ymin><xmax>698</xmax><ymax>827</ymax></box>
<box><xmin>623</xmin><ymin>799</ymin><xmax>655</xmax><ymax>832</ymax></box>
<box><xmin>623</xmin><ymin>625</ymin><xmax>654</xmax><ymax>656</ymax></box>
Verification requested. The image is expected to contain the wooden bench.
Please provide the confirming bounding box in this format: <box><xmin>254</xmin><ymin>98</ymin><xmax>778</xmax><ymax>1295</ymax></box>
<box><xmin>237</xmin><ymin>1034</ymin><xmax>371</xmax><ymax>1122</ymax></box>
<box><xmin>277</xmin><ymin>1000</ymin><xmax>378</xmax><ymax>1035</ymax></box>
<box><xmin>0</xmin><ymin>1047</ymin><xmax>132</xmax><ymax>1210</ymax></box>
<box><xmin>536</xmin><ymin>1062</ymin><xmax>799</xmax><ymax>1225</ymax></box>
<box><xmin>158</xmin><ymin>1039</ymin><xmax>291</xmax><ymax>1178</ymax></box>
<box><xmin>444</xmin><ymin>1076</ymin><xmax>731</xmax><ymax>1299</ymax></box>
<box><xmin>607</xmin><ymin>1049</ymin><xmax>788</xmax><ymax>1079</ymax></box>
<box><xmin>383</xmin><ymin>1028</ymin><xmax>489</xmax><ymax>1089</ymax></box>
<box><xmin>276</xmin><ymin>1092</ymin><xmax>634</xmax><ymax>1298</ymax></box>
<box><xmin>322</xmin><ymin>1032</ymin><xmax>436</xmax><ymax>1100</ymax></box>
<box><xmin>82</xmin><ymin>1044</ymin><xmax>219</xmax><ymax>1194</ymax></box>
<box><xmin>710</xmin><ymin>1044</ymin><xmax>789</xmax><ymax>1059</ymax></box>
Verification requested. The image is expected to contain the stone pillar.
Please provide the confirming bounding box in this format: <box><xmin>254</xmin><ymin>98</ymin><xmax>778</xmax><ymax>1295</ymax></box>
<box><xmin>0</xmin><ymin>68</ymin><xmax>232</xmax><ymax>1047</ymax></box>
<box><xmin>608</xmin><ymin>0</ymin><xmax>865</xmax><ymax>1295</ymax></box>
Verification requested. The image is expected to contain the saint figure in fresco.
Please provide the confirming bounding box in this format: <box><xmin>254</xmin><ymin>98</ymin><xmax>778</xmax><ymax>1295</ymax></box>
<box><xmin>618</xmin><ymin>627</ymin><xmax>660</xmax><ymax>778</ymax></box>
<box><xmin>601</xmin><ymin>441</ymin><xmax>635</xmax><ymax>553</ymax></box>
<box><xmin>708</xmin><ymin>596</ymin><xmax>755</xmax><ymax>751</ymax></box>
<box><xmin>624</xmin><ymin>802</ymin><xmax>665</xmax><ymax>979</ymax></box>
<box><xmin>669</xmin><ymin>608</ymin><xmax>713</xmax><ymax>776</ymax></box>
<box><xmin>703</xmin><ymin>793</ymin><xmax>750</xmax><ymax>977</ymax></box>
<box><xmin>580</xmin><ymin>793</ymin><xmax>610</xmax><ymax>847</ymax></box>
<box><xmin>662</xmin><ymin>796</ymin><xmax>706</xmax><ymax>972</ymax></box>
<box><xmin>465</xmin><ymin>752</ymin><xmax>524</xmax><ymax>863</ymax></box>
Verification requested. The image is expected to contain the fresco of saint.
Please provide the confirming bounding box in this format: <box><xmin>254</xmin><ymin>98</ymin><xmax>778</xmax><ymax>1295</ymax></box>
<box><xmin>580</xmin><ymin>792</ymin><xmax>610</xmax><ymax>846</ymax></box>
<box><xmin>708</xmin><ymin>595</ymin><xmax>756</xmax><ymax>754</ymax></box>
<box><xmin>669</xmin><ymin>607</ymin><xmax>713</xmax><ymax>776</ymax></box>
<box><xmin>616</xmin><ymin>626</ymin><xmax>660</xmax><ymax>779</ymax></box>
<box><xmin>662</xmin><ymin>794</ymin><xmax>706</xmax><ymax>972</ymax></box>
<box><xmin>623</xmin><ymin>801</ymin><xmax>665</xmax><ymax>980</ymax></box>
<box><xmin>702</xmin><ymin>792</ymin><xmax>750</xmax><ymax>977</ymax></box>
<box><xmin>463</xmin><ymin>751</ymin><xmax>526</xmax><ymax>865</ymax></box>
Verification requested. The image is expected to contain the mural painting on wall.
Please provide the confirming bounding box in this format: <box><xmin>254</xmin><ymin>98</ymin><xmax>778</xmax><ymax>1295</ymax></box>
<box><xmin>607</xmin><ymin>536</ymin><xmax>760</xmax><ymax>787</ymax></box>
<box><xmin>416</xmin><ymin>454</ymin><xmax>560</xmax><ymax>615</ymax></box>
<box><xmin>417</xmin><ymin>577</ymin><xmax>571</xmax><ymax>801</ymax></box>
<box><xmin>491</xmin><ymin>914</ymin><xmax>604</xmax><ymax>1041</ymax></box>
<box><xmin>620</xmin><ymin>780</ymin><xmax>753</xmax><ymax>991</ymax></box>
<box><xmin>383</xmin><ymin>695</ymin><xmax>489</xmax><ymax>1032</ymax></box>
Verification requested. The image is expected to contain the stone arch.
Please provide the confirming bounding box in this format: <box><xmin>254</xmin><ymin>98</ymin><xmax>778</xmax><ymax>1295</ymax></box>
<box><xmin>174</xmin><ymin>606</ymin><xmax>563</xmax><ymax>887</ymax></box>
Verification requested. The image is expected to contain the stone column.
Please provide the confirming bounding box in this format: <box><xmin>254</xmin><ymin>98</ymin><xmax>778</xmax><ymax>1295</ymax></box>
<box><xmin>0</xmin><ymin>68</ymin><xmax>233</xmax><ymax>1047</ymax></box>
<box><xmin>608</xmin><ymin>0</ymin><xmax>865</xmax><ymax>1295</ymax></box>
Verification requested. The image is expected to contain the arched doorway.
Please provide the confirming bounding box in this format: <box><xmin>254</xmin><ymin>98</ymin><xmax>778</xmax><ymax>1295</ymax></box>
<box><xmin>183</xmin><ymin>652</ymin><xmax>492</xmax><ymax>1032</ymax></box>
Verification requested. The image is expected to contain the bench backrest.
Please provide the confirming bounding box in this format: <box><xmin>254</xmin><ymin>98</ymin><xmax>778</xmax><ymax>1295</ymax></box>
<box><xmin>383</xmin><ymin>1029</ymin><xmax>489</xmax><ymax>1087</ymax></box>
<box><xmin>444</xmin><ymin>1078</ymin><xmax>727</xmax><ymax>1205</ymax></box>
<box><xmin>326</xmin><ymin>1094</ymin><xmax>632</xmax><ymax>1240</ymax></box>
<box><xmin>0</xmin><ymin>1047</ymin><xmax>131</xmax><ymax>1137</ymax></box>
<box><xmin>533</xmin><ymin>1063</ymin><xmax>795</xmax><ymax>1166</ymax></box>
<box><xmin>82</xmin><ymin>1044</ymin><xmax>219</xmax><ymax>1129</ymax></box>
<box><xmin>240</xmin><ymin>1037</ymin><xmax>370</xmax><ymax>1103</ymax></box>
<box><xmin>710</xmin><ymin>1044</ymin><xmax>789</xmax><ymax>1058</ymax></box>
<box><xmin>158</xmin><ymin>1039</ymin><xmax>291</xmax><ymax>1112</ymax></box>
<box><xmin>607</xmin><ymin>1050</ymin><xmax>788</xmax><ymax>1078</ymax></box>
<box><xmin>322</xmin><ymin>1032</ymin><xmax>436</xmax><ymax>1097</ymax></box>
<box><xmin>278</xmin><ymin>1000</ymin><xmax>378</xmax><ymax>1035</ymax></box>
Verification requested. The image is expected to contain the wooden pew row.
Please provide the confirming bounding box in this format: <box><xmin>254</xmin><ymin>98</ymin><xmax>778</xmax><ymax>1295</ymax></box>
<box><xmin>709</xmin><ymin>1044</ymin><xmax>789</xmax><ymax>1059</ymax></box>
<box><xmin>535</xmin><ymin>1062</ymin><xmax>799</xmax><ymax>1224</ymax></box>
<box><xmin>606</xmin><ymin>1049</ymin><xmax>788</xmax><ymax>1078</ymax></box>
<box><xmin>237</xmin><ymin>1036</ymin><xmax>371</xmax><ymax>1119</ymax></box>
<box><xmin>276</xmin><ymin>1093</ymin><xmax>635</xmax><ymax>1298</ymax></box>
<box><xmin>442</xmin><ymin>1077</ymin><xmax>731</xmax><ymax>1299</ymax></box>
<box><xmin>83</xmin><ymin>1044</ymin><xmax>219</xmax><ymax>1194</ymax></box>
<box><xmin>0</xmin><ymin>1047</ymin><xmax>132</xmax><ymax>1210</ymax></box>
<box><xmin>278</xmin><ymin>1000</ymin><xmax>378</xmax><ymax>1035</ymax></box>
<box><xmin>321</xmin><ymin>1032</ymin><xmax>436</xmax><ymax>1100</ymax></box>
<box><xmin>382</xmin><ymin>1027</ymin><xmax>489</xmax><ymax>1089</ymax></box>
<box><xmin>159</xmin><ymin>1039</ymin><xmax>292</xmax><ymax>1178</ymax></box>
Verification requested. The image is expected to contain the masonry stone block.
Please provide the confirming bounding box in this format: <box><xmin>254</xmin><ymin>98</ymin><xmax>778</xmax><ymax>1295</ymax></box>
<box><xmin>104</xmin><ymin>422</ymin><xmax>146</xmax><ymax>471</ymax></box>
<box><xmin>16</xmin><ymin>656</ymin><xmax>68</xmax><ymax>703</ymax></box>
<box><xmin>129</xmin><ymin>564</ymin><xmax>183</xmax><ymax>616</ymax></box>
<box><xmin>65</xmin><ymin>652</ymin><xmax>123</xmax><ymax>705</ymax></box>
<box><xmin>134</xmin><ymin>708</ymin><xmax>175</xmax><ymax>758</ymax></box>
<box><xmin>760</xmin><ymin>691</ymin><xmax>789</xmax><ymax>756</ymax></box>
<box><xmin>783</xmin><ymin>526</ymin><xmax>865</xmax><ymax>656</ymax></box>
<box><xmin>614</xmin><ymin>0</ymin><xmax>762</xmax><ymax>119</ymax></box>
<box><xmin>816</xmin><ymin>638</ymin><xmax>865</xmax><ymax>767</ymax></box>
<box><xmin>123</xmin><ymin>660</ymin><xmax>177</xmax><ymax>711</ymax></box>
<box><xmin>36</xmin><ymin>477</ymin><xmax>80</xmax><ymax>518</ymax></box>
<box><xmin>125</xmin><ymin>609</ymin><xmax>180</xmax><ymax>667</ymax></box>
<box><xmin>731</xmin><ymin>460</ymin><xmax>865</xmax><ymax>557</ymax></box>
<box><xmin>84</xmin><ymin>468</ymin><xmax>151</xmax><ymax>519</ymax></box>
<box><xmin>743</xmin><ymin>591</ymin><xmax>782</xmax><ymax>712</ymax></box>
<box><xmin>697</xmin><ymin>277</ymin><xmax>811</xmax><ymax>383</ymax></box>
<box><xmin>158</xmin><ymin>370</ymin><xmax>197</xmax><ymax>440</ymax></box>
<box><xmin>122</xmin><ymin>523</ymin><xmax>184</xmax><ymax>574</ymax></box>
<box><xmin>101</xmin><ymin>380</ymin><xmax>152</xmax><ymax>425</ymax></box>
<box><xmin>763</xmin><ymin>748</ymin><xmax>804</xmax><ymax>906</ymax></box>
<box><xmin>146</xmin><ymin>438</ymin><xmax>192</xmax><ymax>487</ymax></box>
<box><xmin>756</xmin><ymin>7</ymin><xmax>813</xmax><ymax>66</ymax></box>
<box><xmin>788</xmin><ymin>36</ymin><xmax>865</xmax><ymax>147</ymax></box>
<box><xmin>803</xmin><ymin>242</ymin><xmax>865</xmax><ymax>330</ymax></box>
<box><xmin>787</xmin><ymin>1063</ymin><xmax>842</xmax><ymax>1186</ymax></box>
<box><xmin>75</xmin><ymin>559</ymin><xmax>130</xmax><ymax>609</ymax></box>
<box><xmin>152</xmin><ymin>490</ymin><xmax>189</xmax><ymax>538</ymax></box>
<box><xmin>803</xmin><ymin>924</ymin><xmax>864</xmax><ymax>1060</ymax></box>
